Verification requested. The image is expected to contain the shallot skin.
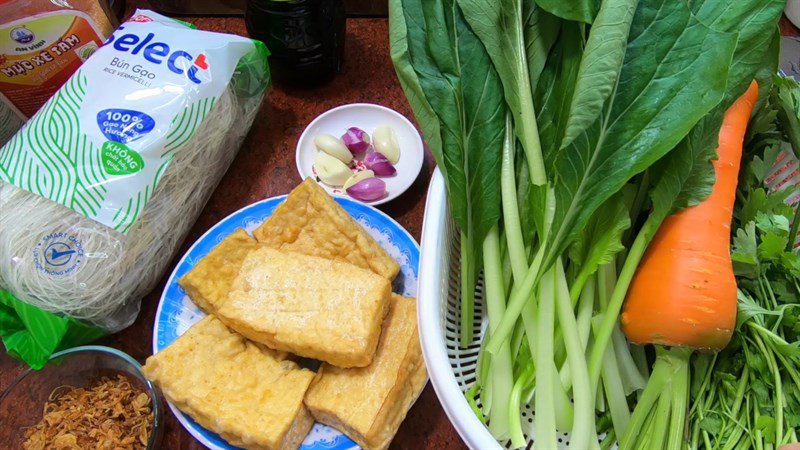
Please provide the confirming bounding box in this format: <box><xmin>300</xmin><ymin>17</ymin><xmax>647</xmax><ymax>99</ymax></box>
<box><xmin>364</xmin><ymin>151</ymin><xmax>397</xmax><ymax>176</ymax></box>
<box><xmin>346</xmin><ymin>177</ymin><xmax>387</xmax><ymax>202</ymax></box>
<box><xmin>342</xmin><ymin>127</ymin><xmax>371</xmax><ymax>154</ymax></box>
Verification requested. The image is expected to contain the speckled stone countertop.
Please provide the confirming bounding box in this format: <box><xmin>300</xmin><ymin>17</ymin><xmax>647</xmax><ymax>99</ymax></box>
<box><xmin>0</xmin><ymin>6</ymin><xmax>466</xmax><ymax>450</ymax></box>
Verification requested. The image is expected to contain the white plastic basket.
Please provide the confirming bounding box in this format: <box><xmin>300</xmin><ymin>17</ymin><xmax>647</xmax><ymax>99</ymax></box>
<box><xmin>417</xmin><ymin>168</ymin><xmax>496</xmax><ymax>450</ymax></box>
<box><xmin>417</xmin><ymin>132</ymin><xmax>800</xmax><ymax>448</ymax></box>
<box><xmin>419</xmin><ymin>168</ymin><xmax>579</xmax><ymax>450</ymax></box>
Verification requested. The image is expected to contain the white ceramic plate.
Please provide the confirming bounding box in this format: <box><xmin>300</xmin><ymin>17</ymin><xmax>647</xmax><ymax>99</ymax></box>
<box><xmin>295</xmin><ymin>103</ymin><xmax>424</xmax><ymax>206</ymax></box>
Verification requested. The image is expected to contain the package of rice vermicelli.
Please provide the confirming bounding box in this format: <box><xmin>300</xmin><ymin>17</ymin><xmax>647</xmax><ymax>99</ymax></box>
<box><xmin>0</xmin><ymin>10</ymin><xmax>270</xmax><ymax>366</ymax></box>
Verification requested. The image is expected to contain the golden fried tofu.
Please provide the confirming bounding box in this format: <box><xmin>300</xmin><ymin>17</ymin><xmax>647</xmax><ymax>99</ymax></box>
<box><xmin>303</xmin><ymin>295</ymin><xmax>427</xmax><ymax>450</ymax></box>
<box><xmin>178</xmin><ymin>228</ymin><xmax>259</xmax><ymax>313</ymax></box>
<box><xmin>253</xmin><ymin>179</ymin><xmax>400</xmax><ymax>280</ymax></box>
<box><xmin>216</xmin><ymin>246</ymin><xmax>392</xmax><ymax>368</ymax></box>
<box><xmin>142</xmin><ymin>316</ymin><xmax>315</xmax><ymax>450</ymax></box>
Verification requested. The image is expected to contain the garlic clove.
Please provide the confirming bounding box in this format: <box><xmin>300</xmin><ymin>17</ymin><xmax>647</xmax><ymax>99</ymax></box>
<box><xmin>373</xmin><ymin>125</ymin><xmax>400</xmax><ymax>164</ymax></box>
<box><xmin>314</xmin><ymin>150</ymin><xmax>352</xmax><ymax>186</ymax></box>
<box><xmin>314</xmin><ymin>134</ymin><xmax>353</xmax><ymax>164</ymax></box>
<box><xmin>343</xmin><ymin>170</ymin><xmax>375</xmax><ymax>190</ymax></box>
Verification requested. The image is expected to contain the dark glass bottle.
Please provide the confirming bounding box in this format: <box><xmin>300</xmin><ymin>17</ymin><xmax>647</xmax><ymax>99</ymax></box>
<box><xmin>107</xmin><ymin>0</ymin><xmax>126</xmax><ymax>23</ymax></box>
<box><xmin>246</xmin><ymin>0</ymin><xmax>346</xmax><ymax>88</ymax></box>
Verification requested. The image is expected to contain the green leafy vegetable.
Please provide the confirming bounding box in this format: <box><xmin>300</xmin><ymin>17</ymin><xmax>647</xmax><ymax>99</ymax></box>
<box><xmin>392</xmin><ymin>0</ymin><xmax>506</xmax><ymax>345</ymax></box>
<box><xmin>612</xmin><ymin>1</ymin><xmax>786</xmax><ymax>447</ymax></box>
<box><xmin>536</xmin><ymin>21</ymin><xmax>583</xmax><ymax>167</ymax></box>
<box><xmin>773</xmin><ymin>75</ymin><xmax>800</xmax><ymax>156</ymax></box>
<box><xmin>544</xmin><ymin>0</ymin><xmax>736</xmax><ymax>268</ymax></box>
<box><xmin>560</xmin><ymin>0</ymin><xmax>637</xmax><ymax>150</ymax></box>
<box><xmin>457</xmin><ymin>0</ymin><xmax>558</xmax><ymax>185</ymax></box>
<box><xmin>388</xmin><ymin>0</ymin><xmax>443</xmax><ymax>177</ymax></box>
<box><xmin>489</xmin><ymin>0</ymin><xmax>739</xmax><ymax>356</ymax></box>
<box><xmin>568</xmin><ymin>192</ymin><xmax>631</xmax><ymax>301</ymax></box>
<box><xmin>390</xmin><ymin>0</ymin><xmax>787</xmax><ymax>447</ymax></box>
<box><xmin>535</xmin><ymin>0</ymin><xmax>599</xmax><ymax>24</ymax></box>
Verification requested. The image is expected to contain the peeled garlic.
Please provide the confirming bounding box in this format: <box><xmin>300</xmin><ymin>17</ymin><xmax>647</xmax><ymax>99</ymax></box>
<box><xmin>314</xmin><ymin>134</ymin><xmax>353</xmax><ymax>163</ymax></box>
<box><xmin>343</xmin><ymin>170</ymin><xmax>375</xmax><ymax>190</ymax></box>
<box><xmin>373</xmin><ymin>126</ymin><xmax>400</xmax><ymax>164</ymax></box>
<box><xmin>315</xmin><ymin>151</ymin><xmax>352</xmax><ymax>186</ymax></box>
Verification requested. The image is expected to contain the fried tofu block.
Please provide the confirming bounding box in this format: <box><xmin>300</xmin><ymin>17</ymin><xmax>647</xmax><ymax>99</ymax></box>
<box><xmin>303</xmin><ymin>295</ymin><xmax>427</xmax><ymax>450</ymax></box>
<box><xmin>253</xmin><ymin>178</ymin><xmax>400</xmax><ymax>280</ymax></box>
<box><xmin>143</xmin><ymin>316</ymin><xmax>315</xmax><ymax>450</ymax></box>
<box><xmin>216</xmin><ymin>246</ymin><xmax>392</xmax><ymax>368</ymax></box>
<box><xmin>178</xmin><ymin>228</ymin><xmax>259</xmax><ymax>313</ymax></box>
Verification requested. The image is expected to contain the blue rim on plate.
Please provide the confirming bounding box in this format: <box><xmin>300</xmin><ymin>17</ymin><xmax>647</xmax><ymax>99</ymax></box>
<box><xmin>153</xmin><ymin>195</ymin><xmax>420</xmax><ymax>450</ymax></box>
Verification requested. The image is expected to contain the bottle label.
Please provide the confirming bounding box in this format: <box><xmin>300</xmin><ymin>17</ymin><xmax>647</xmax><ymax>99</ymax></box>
<box><xmin>0</xmin><ymin>11</ymin><xmax>106</xmax><ymax>119</ymax></box>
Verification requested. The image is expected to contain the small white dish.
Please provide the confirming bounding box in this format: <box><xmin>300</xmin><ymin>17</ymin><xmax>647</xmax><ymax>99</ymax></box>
<box><xmin>296</xmin><ymin>103</ymin><xmax>424</xmax><ymax>205</ymax></box>
<box><xmin>788</xmin><ymin>1</ymin><xmax>800</xmax><ymax>29</ymax></box>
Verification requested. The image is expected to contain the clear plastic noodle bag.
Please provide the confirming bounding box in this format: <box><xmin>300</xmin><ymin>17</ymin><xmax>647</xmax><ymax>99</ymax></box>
<box><xmin>0</xmin><ymin>10</ymin><xmax>270</xmax><ymax>331</ymax></box>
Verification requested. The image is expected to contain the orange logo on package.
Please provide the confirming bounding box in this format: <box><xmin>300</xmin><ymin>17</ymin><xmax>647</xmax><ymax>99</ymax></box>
<box><xmin>0</xmin><ymin>11</ymin><xmax>106</xmax><ymax>118</ymax></box>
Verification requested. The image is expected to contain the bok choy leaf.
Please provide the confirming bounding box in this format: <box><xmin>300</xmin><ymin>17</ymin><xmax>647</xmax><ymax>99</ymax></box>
<box><xmin>457</xmin><ymin>0</ymin><xmax>558</xmax><ymax>185</ymax></box>
<box><xmin>391</xmin><ymin>0</ymin><xmax>506</xmax><ymax>346</ymax></box>
<box><xmin>560</xmin><ymin>0</ymin><xmax>637</xmax><ymax>150</ymax></box>
<box><xmin>535</xmin><ymin>0</ymin><xmax>599</xmax><ymax>24</ymax></box>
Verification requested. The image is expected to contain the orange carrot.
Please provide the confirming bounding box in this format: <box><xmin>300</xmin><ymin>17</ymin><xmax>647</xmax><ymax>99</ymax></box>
<box><xmin>621</xmin><ymin>81</ymin><xmax>759</xmax><ymax>351</ymax></box>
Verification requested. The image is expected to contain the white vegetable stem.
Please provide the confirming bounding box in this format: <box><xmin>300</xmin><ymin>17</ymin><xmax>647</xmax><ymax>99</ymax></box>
<box><xmin>483</xmin><ymin>226</ymin><xmax>514</xmax><ymax>440</ymax></box>
<box><xmin>499</xmin><ymin>112</ymin><xmax>539</xmax><ymax>390</ymax></box>
<box><xmin>552</xmin><ymin>361</ymin><xmax>575</xmax><ymax>432</ymax></box>
<box><xmin>599</xmin><ymin>262</ymin><xmax>646</xmax><ymax>395</ymax></box>
<box><xmin>558</xmin><ymin>275</ymin><xmax>595</xmax><ymax>390</ymax></box>
<box><xmin>592</xmin><ymin>315</ymin><xmax>631</xmax><ymax>440</ymax></box>
<box><xmin>612</xmin><ymin>326</ymin><xmax>647</xmax><ymax>394</ymax></box>
<box><xmin>554</xmin><ymin>260</ymin><xmax>597</xmax><ymax>449</ymax></box>
<box><xmin>509</xmin><ymin>363</ymin><xmax>535</xmax><ymax>448</ymax></box>
<box><xmin>534</xmin><ymin>267</ymin><xmax>557</xmax><ymax>449</ymax></box>
<box><xmin>500</xmin><ymin>114</ymin><xmax>528</xmax><ymax>283</ymax></box>
<box><xmin>577</xmin><ymin>276</ymin><xmax>596</xmax><ymax>351</ymax></box>
<box><xmin>486</xmin><ymin>188</ymin><xmax>553</xmax><ymax>355</ymax></box>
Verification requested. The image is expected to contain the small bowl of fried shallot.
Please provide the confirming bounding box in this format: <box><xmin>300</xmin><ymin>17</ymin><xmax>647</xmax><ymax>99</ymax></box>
<box><xmin>0</xmin><ymin>346</ymin><xmax>164</xmax><ymax>449</ymax></box>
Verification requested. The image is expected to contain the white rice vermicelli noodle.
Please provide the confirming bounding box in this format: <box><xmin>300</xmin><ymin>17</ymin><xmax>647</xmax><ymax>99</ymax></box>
<box><xmin>0</xmin><ymin>86</ymin><xmax>258</xmax><ymax>331</ymax></box>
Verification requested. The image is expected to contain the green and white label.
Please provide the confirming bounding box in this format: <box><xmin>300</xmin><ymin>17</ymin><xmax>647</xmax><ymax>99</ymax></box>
<box><xmin>101</xmin><ymin>142</ymin><xmax>144</xmax><ymax>175</ymax></box>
